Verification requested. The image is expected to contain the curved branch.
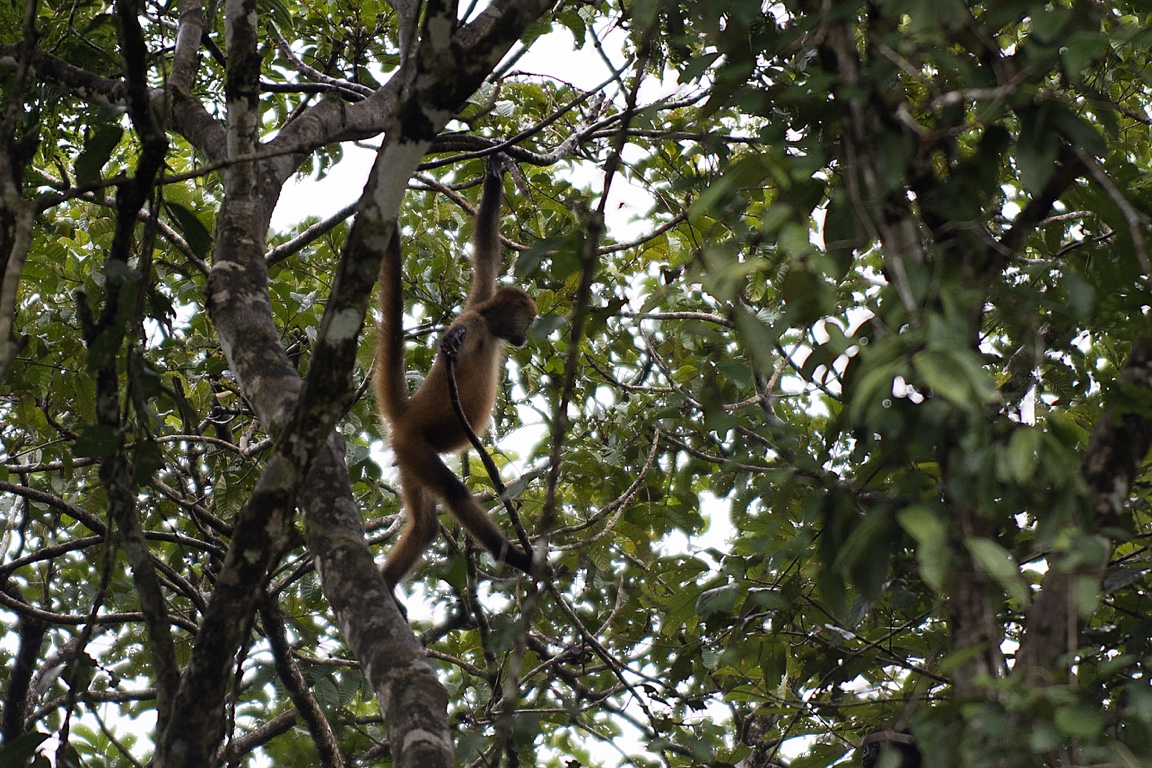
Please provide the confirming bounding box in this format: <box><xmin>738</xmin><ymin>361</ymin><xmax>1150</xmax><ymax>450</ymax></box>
<box><xmin>218</xmin><ymin>710</ymin><xmax>302</xmax><ymax>764</ymax></box>
<box><xmin>0</xmin><ymin>585</ymin><xmax>200</xmax><ymax>633</ymax></box>
<box><xmin>0</xmin><ymin>0</ymin><xmax>39</xmax><ymax>386</ymax></box>
<box><xmin>0</xmin><ymin>582</ymin><xmax>45</xmax><ymax>740</ymax></box>
<box><xmin>271</xmin><ymin>27</ymin><xmax>374</xmax><ymax>100</ymax></box>
<box><xmin>266</xmin><ymin>201</ymin><xmax>358</xmax><ymax>266</ymax></box>
<box><xmin>260</xmin><ymin>597</ymin><xmax>343</xmax><ymax>768</ymax></box>
<box><xmin>170</xmin><ymin>0</ymin><xmax>205</xmax><ymax>93</ymax></box>
<box><xmin>0</xmin><ymin>44</ymin><xmax>128</xmax><ymax>104</ymax></box>
<box><xmin>0</xmin><ymin>480</ymin><xmax>107</xmax><ymax>534</ymax></box>
<box><xmin>547</xmin><ymin>429</ymin><xmax>660</xmax><ymax>549</ymax></box>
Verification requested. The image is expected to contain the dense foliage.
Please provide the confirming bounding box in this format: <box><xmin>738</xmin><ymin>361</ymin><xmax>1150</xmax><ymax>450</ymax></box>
<box><xmin>2</xmin><ymin>0</ymin><xmax>1152</xmax><ymax>766</ymax></box>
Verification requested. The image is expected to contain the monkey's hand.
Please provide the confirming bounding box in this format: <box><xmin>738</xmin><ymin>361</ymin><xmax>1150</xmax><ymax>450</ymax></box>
<box><xmin>388</xmin><ymin>589</ymin><xmax>409</xmax><ymax>620</ymax></box>
<box><xmin>440</xmin><ymin>325</ymin><xmax>467</xmax><ymax>361</ymax></box>
<box><xmin>486</xmin><ymin>151</ymin><xmax>503</xmax><ymax>179</ymax></box>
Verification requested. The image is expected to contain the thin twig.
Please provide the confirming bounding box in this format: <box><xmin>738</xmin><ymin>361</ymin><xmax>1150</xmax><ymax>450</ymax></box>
<box><xmin>1073</xmin><ymin>146</ymin><xmax>1151</xmax><ymax>273</ymax></box>
<box><xmin>547</xmin><ymin>428</ymin><xmax>660</xmax><ymax>547</ymax></box>
<box><xmin>266</xmin><ymin>201</ymin><xmax>358</xmax><ymax>265</ymax></box>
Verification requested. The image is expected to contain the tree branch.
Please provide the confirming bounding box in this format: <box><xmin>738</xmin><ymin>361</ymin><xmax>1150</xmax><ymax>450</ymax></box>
<box><xmin>0</xmin><ymin>582</ymin><xmax>46</xmax><ymax>740</ymax></box>
<box><xmin>1016</xmin><ymin>337</ymin><xmax>1152</xmax><ymax>677</ymax></box>
<box><xmin>260</xmin><ymin>597</ymin><xmax>344</xmax><ymax>768</ymax></box>
<box><xmin>0</xmin><ymin>0</ymin><xmax>39</xmax><ymax>385</ymax></box>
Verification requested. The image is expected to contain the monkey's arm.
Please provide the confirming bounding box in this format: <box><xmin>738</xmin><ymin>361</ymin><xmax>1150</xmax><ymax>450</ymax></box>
<box><xmin>466</xmin><ymin>154</ymin><xmax>505</xmax><ymax>308</ymax></box>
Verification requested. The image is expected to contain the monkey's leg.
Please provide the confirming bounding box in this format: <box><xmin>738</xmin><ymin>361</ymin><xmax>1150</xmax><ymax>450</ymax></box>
<box><xmin>382</xmin><ymin>478</ymin><xmax>440</xmax><ymax>589</ymax></box>
<box><xmin>413</xmin><ymin>445</ymin><xmax>534</xmax><ymax>577</ymax></box>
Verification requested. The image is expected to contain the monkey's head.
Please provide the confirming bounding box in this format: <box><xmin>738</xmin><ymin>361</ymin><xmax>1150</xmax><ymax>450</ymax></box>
<box><xmin>860</xmin><ymin>729</ymin><xmax>920</xmax><ymax>768</ymax></box>
<box><xmin>482</xmin><ymin>287</ymin><xmax>537</xmax><ymax>347</ymax></box>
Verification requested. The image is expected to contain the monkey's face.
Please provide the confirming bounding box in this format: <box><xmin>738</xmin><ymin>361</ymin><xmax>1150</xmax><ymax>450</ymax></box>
<box><xmin>484</xmin><ymin>287</ymin><xmax>537</xmax><ymax>347</ymax></box>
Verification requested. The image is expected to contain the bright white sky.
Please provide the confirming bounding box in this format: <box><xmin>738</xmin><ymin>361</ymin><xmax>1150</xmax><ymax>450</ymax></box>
<box><xmin>272</xmin><ymin>24</ymin><xmax>662</xmax><ymax>236</ymax></box>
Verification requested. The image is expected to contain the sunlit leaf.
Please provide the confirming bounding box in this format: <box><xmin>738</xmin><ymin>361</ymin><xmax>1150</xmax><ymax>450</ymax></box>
<box><xmin>966</xmin><ymin>538</ymin><xmax>1030</xmax><ymax>607</ymax></box>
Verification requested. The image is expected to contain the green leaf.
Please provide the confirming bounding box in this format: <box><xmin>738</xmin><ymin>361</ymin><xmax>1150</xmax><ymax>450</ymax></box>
<box><xmin>1006</xmin><ymin>427</ymin><xmax>1042</xmax><ymax>484</ymax></box>
<box><xmin>1061</xmin><ymin>269</ymin><xmax>1095</xmax><ymax>319</ymax></box>
<box><xmin>965</xmin><ymin>538</ymin><xmax>1030</xmax><ymax>606</ymax></box>
<box><xmin>904</xmin><ymin>0</ymin><xmax>968</xmax><ymax>32</ymax></box>
<box><xmin>1051</xmin><ymin>107</ymin><xmax>1106</xmax><ymax>157</ymax></box>
<box><xmin>0</xmin><ymin>732</ymin><xmax>50</xmax><ymax>768</ymax></box>
<box><xmin>897</xmin><ymin>505</ymin><xmax>950</xmax><ymax>592</ymax></box>
<box><xmin>132</xmin><ymin>438</ymin><xmax>165</xmax><ymax>484</ymax></box>
<box><xmin>1054</xmin><ymin>705</ymin><xmax>1103</xmax><ymax>738</ymax></box>
<box><xmin>690</xmin><ymin>155</ymin><xmax>783</xmax><ymax>221</ymax></box>
<box><xmin>679</xmin><ymin>51</ymin><xmax>722</xmax><ymax>84</ymax></box>
<box><xmin>1029</xmin><ymin>7</ymin><xmax>1071</xmax><ymax>43</ymax></box>
<box><xmin>73</xmin><ymin>424</ymin><xmax>121</xmax><ymax>458</ymax></box>
<box><xmin>760</xmin><ymin>639</ymin><xmax>788</xmax><ymax>692</ymax></box>
<box><xmin>1074</xmin><ymin>573</ymin><xmax>1102</xmax><ymax>618</ymax></box>
<box><xmin>662</xmin><ymin>584</ymin><xmax>702</xmax><ymax>635</ymax></box>
<box><xmin>790</xmin><ymin>742</ymin><xmax>849</xmax><ymax>768</ymax></box>
<box><xmin>63</xmin><ymin>652</ymin><xmax>97</xmax><ymax>692</ymax></box>
<box><xmin>834</xmin><ymin>508</ymin><xmax>895</xmax><ymax>600</ymax></box>
<box><xmin>165</xmin><ymin>202</ymin><xmax>215</xmax><ymax>259</ymax></box>
<box><xmin>696</xmin><ymin>584</ymin><xmax>739</xmax><ymax>619</ymax></box>
<box><xmin>1017</xmin><ymin>106</ymin><xmax>1060</xmax><ymax>195</ymax></box>
<box><xmin>780</xmin><ymin>264</ymin><xmax>835</xmax><ymax>326</ymax></box>
<box><xmin>733</xmin><ymin>305</ymin><xmax>780</xmax><ymax>375</ymax></box>
<box><xmin>821</xmin><ymin>191</ymin><xmax>861</xmax><ymax>278</ymax></box>
<box><xmin>1060</xmin><ymin>31</ymin><xmax>1108</xmax><ymax>84</ymax></box>
<box><xmin>912</xmin><ymin>347</ymin><xmax>997</xmax><ymax>410</ymax></box>
<box><xmin>74</xmin><ymin>123</ymin><xmax>123</xmax><ymax>188</ymax></box>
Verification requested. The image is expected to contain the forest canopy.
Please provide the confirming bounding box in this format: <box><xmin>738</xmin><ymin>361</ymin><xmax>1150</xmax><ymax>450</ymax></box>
<box><xmin>3</xmin><ymin>1</ymin><xmax>1152</xmax><ymax>767</ymax></box>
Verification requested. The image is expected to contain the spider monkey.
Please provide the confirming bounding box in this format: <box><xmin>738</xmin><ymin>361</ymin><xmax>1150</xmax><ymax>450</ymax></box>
<box><xmin>375</xmin><ymin>156</ymin><xmax>537</xmax><ymax>588</ymax></box>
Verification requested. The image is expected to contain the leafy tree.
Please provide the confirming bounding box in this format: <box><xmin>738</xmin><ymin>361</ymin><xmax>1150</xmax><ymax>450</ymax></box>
<box><xmin>2</xmin><ymin>0</ymin><xmax>1152</xmax><ymax>767</ymax></box>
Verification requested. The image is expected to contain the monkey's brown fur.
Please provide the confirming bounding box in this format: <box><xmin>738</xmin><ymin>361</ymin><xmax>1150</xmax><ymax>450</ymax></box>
<box><xmin>375</xmin><ymin>158</ymin><xmax>536</xmax><ymax>588</ymax></box>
